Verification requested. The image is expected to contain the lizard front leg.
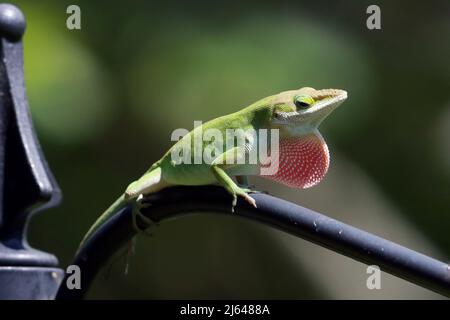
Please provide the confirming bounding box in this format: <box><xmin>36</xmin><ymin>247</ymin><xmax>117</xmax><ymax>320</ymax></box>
<box><xmin>211</xmin><ymin>147</ymin><xmax>257</xmax><ymax>211</ymax></box>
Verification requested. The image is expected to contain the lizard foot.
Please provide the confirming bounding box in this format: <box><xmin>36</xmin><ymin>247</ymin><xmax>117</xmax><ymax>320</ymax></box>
<box><xmin>132</xmin><ymin>196</ymin><xmax>158</xmax><ymax>236</ymax></box>
<box><xmin>230</xmin><ymin>189</ymin><xmax>257</xmax><ymax>212</ymax></box>
<box><xmin>240</xmin><ymin>193</ymin><xmax>257</xmax><ymax>208</ymax></box>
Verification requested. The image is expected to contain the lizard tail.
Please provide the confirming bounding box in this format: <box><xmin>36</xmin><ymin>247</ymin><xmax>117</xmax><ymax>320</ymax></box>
<box><xmin>77</xmin><ymin>193</ymin><xmax>129</xmax><ymax>254</ymax></box>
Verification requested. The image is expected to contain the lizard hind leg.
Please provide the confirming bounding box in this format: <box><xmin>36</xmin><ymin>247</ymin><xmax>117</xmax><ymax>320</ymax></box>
<box><xmin>125</xmin><ymin>166</ymin><xmax>167</xmax><ymax>199</ymax></box>
<box><xmin>131</xmin><ymin>196</ymin><xmax>158</xmax><ymax>236</ymax></box>
<box><xmin>126</xmin><ymin>167</ymin><xmax>167</xmax><ymax>235</ymax></box>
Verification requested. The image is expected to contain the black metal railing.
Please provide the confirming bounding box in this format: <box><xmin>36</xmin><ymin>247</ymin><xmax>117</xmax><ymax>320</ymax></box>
<box><xmin>55</xmin><ymin>186</ymin><xmax>450</xmax><ymax>299</ymax></box>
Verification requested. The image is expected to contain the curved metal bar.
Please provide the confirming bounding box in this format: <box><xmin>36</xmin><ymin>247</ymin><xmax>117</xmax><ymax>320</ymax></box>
<box><xmin>56</xmin><ymin>186</ymin><xmax>450</xmax><ymax>299</ymax></box>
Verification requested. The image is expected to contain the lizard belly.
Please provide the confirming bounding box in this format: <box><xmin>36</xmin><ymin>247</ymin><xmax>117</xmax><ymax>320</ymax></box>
<box><xmin>162</xmin><ymin>161</ymin><xmax>217</xmax><ymax>186</ymax></box>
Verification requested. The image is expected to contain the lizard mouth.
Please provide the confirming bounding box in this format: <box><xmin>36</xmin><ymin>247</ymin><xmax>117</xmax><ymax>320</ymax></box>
<box><xmin>306</xmin><ymin>89</ymin><xmax>347</xmax><ymax>115</ymax></box>
<box><xmin>274</xmin><ymin>89</ymin><xmax>347</xmax><ymax>125</ymax></box>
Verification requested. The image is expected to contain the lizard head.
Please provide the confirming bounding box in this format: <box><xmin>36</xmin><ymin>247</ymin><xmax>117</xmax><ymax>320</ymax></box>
<box><xmin>272</xmin><ymin>87</ymin><xmax>347</xmax><ymax>132</ymax></box>
<box><xmin>261</xmin><ymin>87</ymin><xmax>347</xmax><ymax>189</ymax></box>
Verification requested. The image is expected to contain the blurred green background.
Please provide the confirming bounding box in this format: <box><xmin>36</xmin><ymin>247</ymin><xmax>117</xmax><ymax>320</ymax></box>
<box><xmin>11</xmin><ymin>0</ymin><xmax>450</xmax><ymax>298</ymax></box>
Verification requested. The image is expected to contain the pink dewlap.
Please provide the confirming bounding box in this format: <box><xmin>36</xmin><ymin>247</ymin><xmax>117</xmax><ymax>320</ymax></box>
<box><xmin>263</xmin><ymin>134</ymin><xmax>330</xmax><ymax>189</ymax></box>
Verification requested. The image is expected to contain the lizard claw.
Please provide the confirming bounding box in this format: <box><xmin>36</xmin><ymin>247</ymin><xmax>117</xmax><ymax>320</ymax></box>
<box><xmin>230</xmin><ymin>193</ymin><xmax>257</xmax><ymax>212</ymax></box>
<box><xmin>241</xmin><ymin>193</ymin><xmax>257</xmax><ymax>208</ymax></box>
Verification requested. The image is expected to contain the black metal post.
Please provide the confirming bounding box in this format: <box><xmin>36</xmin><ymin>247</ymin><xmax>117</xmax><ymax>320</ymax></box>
<box><xmin>0</xmin><ymin>4</ymin><xmax>63</xmax><ymax>299</ymax></box>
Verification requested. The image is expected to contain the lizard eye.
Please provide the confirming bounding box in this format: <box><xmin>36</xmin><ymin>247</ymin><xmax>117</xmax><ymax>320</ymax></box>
<box><xmin>294</xmin><ymin>95</ymin><xmax>315</xmax><ymax>109</ymax></box>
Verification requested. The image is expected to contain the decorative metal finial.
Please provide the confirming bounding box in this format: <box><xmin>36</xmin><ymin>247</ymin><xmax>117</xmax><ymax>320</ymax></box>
<box><xmin>0</xmin><ymin>4</ymin><xmax>26</xmax><ymax>41</ymax></box>
<box><xmin>0</xmin><ymin>4</ymin><xmax>63</xmax><ymax>299</ymax></box>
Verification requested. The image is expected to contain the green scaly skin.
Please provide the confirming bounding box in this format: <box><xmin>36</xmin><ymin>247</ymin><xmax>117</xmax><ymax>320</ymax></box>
<box><xmin>78</xmin><ymin>87</ymin><xmax>347</xmax><ymax>251</ymax></box>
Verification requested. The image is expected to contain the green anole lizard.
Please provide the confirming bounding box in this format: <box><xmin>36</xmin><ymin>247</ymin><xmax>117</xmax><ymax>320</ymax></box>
<box><xmin>79</xmin><ymin>87</ymin><xmax>347</xmax><ymax>250</ymax></box>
